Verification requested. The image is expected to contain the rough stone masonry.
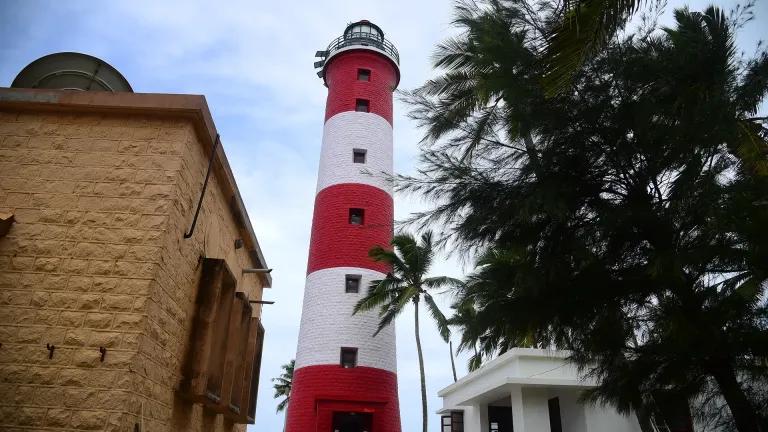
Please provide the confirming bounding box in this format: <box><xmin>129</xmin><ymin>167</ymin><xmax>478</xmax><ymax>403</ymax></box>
<box><xmin>0</xmin><ymin>89</ymin><xmax>270</xmax><ymax>432</ymax></box>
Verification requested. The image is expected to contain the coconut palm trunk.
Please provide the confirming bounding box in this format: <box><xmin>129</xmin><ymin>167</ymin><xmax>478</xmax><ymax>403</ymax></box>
<box><xmin>414</xmin><ymin>297</ymin><xmax>428</xmax><ymax>432</ymax></box>
<box><xmin>449</xmin><ymin>340</ymin><xmax>458</xmax><ymax>382</ymax></box>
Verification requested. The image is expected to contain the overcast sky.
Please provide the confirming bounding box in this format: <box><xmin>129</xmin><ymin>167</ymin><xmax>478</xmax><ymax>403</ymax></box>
<box><xmin>1</xmin><ymin>1</ymin><xmax>765</xmax><ymax>431</ymax></box>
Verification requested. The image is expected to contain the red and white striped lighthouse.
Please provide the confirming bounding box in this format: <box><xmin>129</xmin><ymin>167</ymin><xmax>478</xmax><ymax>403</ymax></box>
<box><xmin>285</xmin><ymin>20</ymin><xmax>401</xmax><ymax>432</ymax></box>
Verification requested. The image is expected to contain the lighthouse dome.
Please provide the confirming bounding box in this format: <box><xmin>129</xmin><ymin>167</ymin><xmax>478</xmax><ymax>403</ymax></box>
<box><xmin>315</xmin><ymin>19</ymin><xmax>399</xmax><ymax>83</ymax></box>
<box><xmin>344</xmin><ymin>20</ymin><xmax>384</xmax><ymax>41</ymax></box>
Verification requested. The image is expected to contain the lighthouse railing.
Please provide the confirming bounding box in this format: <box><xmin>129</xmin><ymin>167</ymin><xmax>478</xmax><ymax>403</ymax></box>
<box><xmin>326</xmin><ymin>32</ymin><xmax>400</xmax><ymax>64</ymax></box>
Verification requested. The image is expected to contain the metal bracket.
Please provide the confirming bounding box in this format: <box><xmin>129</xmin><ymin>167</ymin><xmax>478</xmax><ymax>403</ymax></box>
<box><xmin>46</xmin><ymin>343</ymin><xmax>55</xmax><ymax>359</ymax></box>
<box><xmin>243</xmin><ymin>268</ymin><xmax>272</xmax><ymax>274</ymax></box>
<box><xmin>249</xmin><ymin>300</ymin><xmax>275</xmax><ymax>305</ymax></box>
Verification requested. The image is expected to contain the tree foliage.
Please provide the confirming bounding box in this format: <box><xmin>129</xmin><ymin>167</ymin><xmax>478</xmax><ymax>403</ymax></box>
<box><xmin>272</xmin><ymin>359</ymin><xmax>294</xmax><ymax>413</ymax></box>
<box><xmin>403</xmin><ymin>1</ymin><xmax>768</xmax><ymax>430</ymax></box>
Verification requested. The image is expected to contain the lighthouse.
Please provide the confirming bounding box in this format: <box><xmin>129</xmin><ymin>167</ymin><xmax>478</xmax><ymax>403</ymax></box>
<box><xmin>285</xmin><ymin>20</ymin><xmax>401</xmax><ymax>432</ymax></box>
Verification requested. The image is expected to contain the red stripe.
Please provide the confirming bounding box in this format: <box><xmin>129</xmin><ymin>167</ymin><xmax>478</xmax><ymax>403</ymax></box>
<box><xmin>285</xmin><ymin>365</ymin><xmax>401</xmax><ymax>432</ymax></box>
<box><xmin>307</xmin><ymin>183</ymin><xmax>393</xmax><ymax>274</ymax></box>
<box><xmin>324</xmin><ymin>50</ymin><xmax>398</xmax><ymax>125</ymax></box>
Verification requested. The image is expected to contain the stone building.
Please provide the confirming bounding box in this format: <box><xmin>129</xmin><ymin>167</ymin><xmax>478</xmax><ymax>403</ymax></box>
<box><xmin>0</xmin><ymin>53</ymin><xmax>271</xmax><ymax>431</ymax></box>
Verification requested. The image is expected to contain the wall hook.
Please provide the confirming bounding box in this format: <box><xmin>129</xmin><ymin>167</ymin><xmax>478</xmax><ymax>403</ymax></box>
<box><xmin>99</xmin><ymin>347</ymin><xmax>107</xmax><ymax>362</ymax></box>
<box><xmin>46</xmin><ymin>343</ymin><xmax>55</xmax><ymax>359</ymax></box>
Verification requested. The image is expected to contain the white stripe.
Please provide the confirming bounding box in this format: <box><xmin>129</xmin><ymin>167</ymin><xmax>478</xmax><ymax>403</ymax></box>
<box><xmin>317</xmin><ymin>111</ymin><xmax>393</xmax><ymax>194</ymax></box>
<box><xmin>295</xmin><ymin>267</ymin><xmax>397</xmax><ymax>373</ymax></box>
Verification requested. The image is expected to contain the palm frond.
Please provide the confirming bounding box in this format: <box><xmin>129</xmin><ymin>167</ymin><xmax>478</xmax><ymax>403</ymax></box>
<box><xmin>374</xmin><ymin>306</ymin><xmax>402</xmax><ymax>336</ymax></box>
<box><xmin>424</xmin><ymin>293</ymin><xmax>451</xmax><ymax>342</ymax></box>
<box><xmin>468</xmin><ymin>350</ymin><xmax>484</xmax><ymax>371</ymax></box>
<box><xmin>542</xmin><ymin>0</ymin><xmax>644</xmax><ymax>96</ymax></box>
<box><xmin>369</xmin><ymin>245</ymin><xmax>408</xmax><ymax>275</ymax></box>
<box><xmin>735</xmin><ymin>52</ymin><xmax>768</xmax><ymax>115</ymax></box>
<box><xmin>734</xmin><ymin>120</ymin><xmax>768</xmax><ymax>176</ymax></box>
<box><xmin>422</xmin><ymin>276</ymin><xmax>465</xmax><ymax>292</ymax></box>
<box><xmin>276</xmin><ymin>397</ymin><xmax>289</xmax><ymax>413</ymax></box>
<box><xmin>354</xmin><ymin>277</ymin><xmax>403</xmax><ymax>314</ymax></box>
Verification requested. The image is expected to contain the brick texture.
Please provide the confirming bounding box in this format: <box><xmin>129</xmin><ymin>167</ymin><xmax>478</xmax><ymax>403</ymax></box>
<box><xmin>306</xmin><ymin>183</ymin><xmax>393</xmax><ymax>274</ymax></box>
<box><xmin>295</xmin><ymin>267</ymin><xmax>396</xmax><ymax>372</ymax></box>
<box><xmin>317</xmin><ymin>111</ymin><xmax>393</xmax><ymax>194</ymax></box>
<box><xmin>324</xmin><ymin>50</ymin><xmax>398</xmax><ymax>124</ymax></box>
<box><xmin>0</xmin><ymin>109</ymin><xmax>263</xmax><ymax>432</ymax></box>
<box><xmin>285</xmin><ymin>365</ymin><xmax>401</xmax><ymax>432</ymax></box>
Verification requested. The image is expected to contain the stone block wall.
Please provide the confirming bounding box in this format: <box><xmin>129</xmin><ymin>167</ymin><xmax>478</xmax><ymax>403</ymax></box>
<box><xmin>0</xmin><ymin>108</ymin><xmax>264</xmax><ymax>432</ymax></box>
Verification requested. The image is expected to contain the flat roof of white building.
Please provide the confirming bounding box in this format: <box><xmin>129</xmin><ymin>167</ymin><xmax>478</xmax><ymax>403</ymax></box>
<box><xmin>438</xmin><ymin>348</ymin><xmax>597</xmax><ymax>410</ymax></box>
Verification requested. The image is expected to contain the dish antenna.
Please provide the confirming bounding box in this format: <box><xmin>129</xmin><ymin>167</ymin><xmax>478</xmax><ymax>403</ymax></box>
<box><xmin>11</xmin><ymin>52</ymin><xmax>133</xmax><ymax>92</ymax></box>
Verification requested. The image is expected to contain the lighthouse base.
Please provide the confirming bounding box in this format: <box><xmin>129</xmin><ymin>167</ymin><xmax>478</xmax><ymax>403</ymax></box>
<box><xmin>285</xmin><ymin>365</ymin><xmax>401</xmax><ymax>432</ymax></box>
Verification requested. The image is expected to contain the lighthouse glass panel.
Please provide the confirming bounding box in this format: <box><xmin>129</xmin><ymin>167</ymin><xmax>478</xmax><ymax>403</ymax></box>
<box><xmin>347</xmin><ymin>23</ymin><xmax>383</xmax><ymax>41</ymax></box>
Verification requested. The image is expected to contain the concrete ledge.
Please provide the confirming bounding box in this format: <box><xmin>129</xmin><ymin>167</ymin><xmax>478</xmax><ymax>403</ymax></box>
<box><xmin>439</xmin><ymin>348</ymin><xmax>571</xmax><ymax>398</ymax></box>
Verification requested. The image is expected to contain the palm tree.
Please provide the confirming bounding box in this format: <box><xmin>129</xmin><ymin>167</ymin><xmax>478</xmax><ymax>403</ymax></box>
<box><xmin>353</xmin><ymin>231</ymin><xmax>461</xmax><ymax>432</ymax></box>
<box><xmin>272</xmin><ymin>360</ymin><xmax>294</xmax><ymax>414</ymax></box>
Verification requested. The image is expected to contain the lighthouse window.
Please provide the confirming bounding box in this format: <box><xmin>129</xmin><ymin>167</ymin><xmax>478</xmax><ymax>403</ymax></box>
<box><xmin>355</xmin><ymin>99</ymin><xmax>370</xmax><ymax>113</ymax></box>
<box><xmin>353</xmin><ymin>149</ymin><xmax>367</xmax><ymax>164</ymax></box>
<box><xmin>349</xmin><ymin>208</ymin><xmax>364</xmax><ymax>225</ymax></box>
<box><xmin>358</xmin><ymin>68</ymin><xmax>371</xmax><ymax>81</ymax></box>
<box><xmin>340</xmin><ymin>347</ymin><xmax>358</xmax><ymax>368</ymax></box>
<box><xmin>345</xmin><ymin>275</ymin><xmax>362</xmax><ymax>293</ymax></box>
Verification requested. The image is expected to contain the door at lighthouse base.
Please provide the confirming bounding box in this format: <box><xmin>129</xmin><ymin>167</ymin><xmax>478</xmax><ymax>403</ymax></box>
<box><xmin>332</xmin><ymin>412</ymin><xmax>373</xmax><ymax>432</ymax></box>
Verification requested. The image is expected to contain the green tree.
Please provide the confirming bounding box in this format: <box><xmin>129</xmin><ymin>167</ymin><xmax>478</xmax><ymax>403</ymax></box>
<box><xmin>353</xmin><ymin>232</ymin><xmax>461</xmax><ymax>432</ymax></box>
<box><xmin>272</xmin><ymin>360</ymin><xmax>294</xmax><ymax>414</ymax></box>
<box><xmin>402</xmin><ymin>1</ymin><xmax>768</xmax><ymax>431</ymax></box>
<box><xmin>541</xmin><ymin>0</ymin><xmax>757</xmax><ymax>96</ymax></box>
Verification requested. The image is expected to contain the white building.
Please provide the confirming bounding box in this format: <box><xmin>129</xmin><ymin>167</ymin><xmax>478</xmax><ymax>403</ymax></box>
<box><xmin>437</xmin><ymin>348</ymin><xmax>643</xmax><ymax>432</ymax></box>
